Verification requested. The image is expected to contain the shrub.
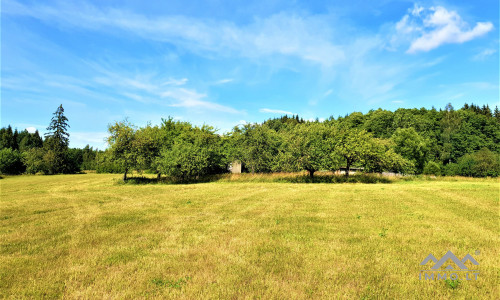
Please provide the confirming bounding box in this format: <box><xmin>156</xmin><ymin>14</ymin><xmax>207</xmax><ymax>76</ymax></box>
<box><xmin>442</xmin><ymin>163</ymin><xmax>459</xmax><ymax>176</ymax></box>
<box><xmin>95</xmin><ymin>150</ymin><xmax>126</xmax><ymax>174</ymax></box>
<box><xmin>456</xmin><ymin>148</ymin><xmax>499</xmax><ymax>177</ymax></box>
<box><xmin>22</xmin><ymin>148</ymin><xmax>46</xmax><ymax>174</ymax></box>
<box><xmin>157</xmin><ymin>130</ymin><xmax>225</xmax><ymax>182</ymax></box>
<box><xmin>423</xmin><ymin>161</ymin><xmax>441</xmax><ymax>175</ymax></box>
<box><xmin>470</xmin><ymin>148</ymin><xmax>499</xmax><ymax>177</ymax></box>
<box><xmin>0</xmin><ymin>148</ymin><xmax>24</xmax><ymax>174</ymax></box>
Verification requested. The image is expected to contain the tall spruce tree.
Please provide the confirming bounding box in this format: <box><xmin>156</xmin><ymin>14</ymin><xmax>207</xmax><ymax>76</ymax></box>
<box><xmin>44</xmin><ymin>104</ymin><xmax>71</xmax><ymax>173</ymax></box>
<box><xmin>45</xmin><ymin>104</ymin><xmax>70</xmax><ymax>149</ymax></box>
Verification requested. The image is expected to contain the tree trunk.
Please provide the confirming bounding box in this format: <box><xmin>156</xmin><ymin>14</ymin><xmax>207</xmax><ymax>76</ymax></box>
<box><xmin>345</xmin><ymin>161</ymin><xmax>350</xmax><ymax>177</ymax></box>
<box><xmin>157</xmin><ymin>172</ymin><xmax>161</xmax><ymax>180</ymax></box>
<box><xmin>308</xmin><ymin>169</ymin><xmax>315</xmax><ymax>179</ymax></box>
<box><xmin>123</xmin><ymin>169</ymin><xmax>128</xmax><ymax>181</ymax></box>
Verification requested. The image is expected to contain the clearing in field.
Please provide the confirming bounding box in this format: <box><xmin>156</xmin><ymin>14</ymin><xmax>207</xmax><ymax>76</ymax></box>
<box><xmin>0</xmin><ymin>174</ymin><xmax>498</xmax><ymax>298</ymax></box>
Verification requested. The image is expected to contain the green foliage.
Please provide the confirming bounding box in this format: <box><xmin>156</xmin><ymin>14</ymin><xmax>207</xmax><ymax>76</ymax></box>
<box><xmin>391</xmin><ymin>128</ymin><xmax>429</xmax><ymax>172</ymax></box>
<box><xmin>22</xmin><ymin>148</ymin><xmax>46</xmax><ymax>174</ymax></box>
<box><xmin>43</xmin><ymin>105</ymin><xmax>78</xmax><ymax>174</ymax></box>
<box><xmin>226</xmin><ymin>123</ymin><xmax>280</xmax><ymax>173</ymax></box>
<box><xmin>42</xmin><ymin>150</ymin><xmax>60</xmax><ymax>175</ymax></box>
<box><xmin>275</xmin><ymin>123</ymin><xmax>338</xmax><ymax>177</ymax></box>
<box><xmin>45</xmin><ymin>105</ymin><xmax>70</xmax><ymax>150</ymax></box>
<box><xmin>0</xmin><ymin>148</ymin><xmax>24</xmax><ymax>174</ymax></box>
<box><xmin>423</xmin><ymin>161</ymin><xmax>441</xmax><ymax>175</ymax></box>
<box><xmin>457</xmin><ymin>148</ymin><xmax>500</xmax><ymax>177</ymax></box>
<box><xmin>444</xmin><ymin>279</ymin><xmax>460</xmax><ymax>290</ymax></box>
<box><xmin>81</xmin><ymin>145</ymin><xmax>98</xmax><ymax>170</ymax></box>
<box><xmin>378</xmin><ymin>228</ymin><xmax>388</xmax><ymax>238</ymax></box>
<box><xmin>18</xmin><ymin>130</ymin><xmax>43</xmax><ymax>151</ymax></box>
<box><xmin>0</xmin><ymin>125</ymin><xmax>16</xmax><ymax>150</ymax></box>
<box><xmin>334</xmin><ymin>128</ymin><xmax>381</xmax><ymax>176</ymax></box>
<box><xmin>157</xmin><ymin>126</ymin><xmax>225</xmax><ymax>181</ymax></box>
<box><xmin>107</xmin><ymin>119</ymin><xmax>137</xmax><ymax>180</ymax></box>
<box><xmin>379</xmin><ymin>148</ymin><xmax>416</xmax><ymax>174</ymax></box>
<box><xmin>364</xmin><ymin>109</ymin><xmax>394</xmax><ymax>138</ymax></box>
<box><xmin>263</xmin><ymin>114</ymin><xmax>304</xmax><ymax>132</ymax></box>
<box><xmin>442</xmin><ymin>163</ymin><xmax>459</xmax><ymax>176</ymax></box>
<box><xmin>134</xmin><ymin>124</ymin><xmax>162</xmax><ymax>174</ymax></box>
<box><xmin>3</xmin><ymin>103</ymin><xmax>499</xmax><ymax>178</ymax></box>
<box><xmin>95</xmin><ymin>150</ymin><xmax>126</xmax><ymax>174</ymax></box>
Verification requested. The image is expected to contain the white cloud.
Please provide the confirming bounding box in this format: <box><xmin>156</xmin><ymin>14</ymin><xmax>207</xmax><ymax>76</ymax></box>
<box><xmin>396</xmin><ymin>6</ymin><xmax>494</xmax><ymax>53</ymax></box>
<box><xmin>462</xmin><ymin>81</ymin><xmax>498</xmax><ymax>90</ymax></box>
<box><xmin>392</xmin><ymin>100</ymin><xmax>404</xmax><ymax>103</ymax></box>
<box><xmin>472</xmin><ymin>48</ymin><xmax>497</xmax><ymax>61</ymax></box>
<box><xmin>88</xmin><ymin>64</ymin><xmax>241</xmax><ymax>114</ymax></box>
<box><xmin>411</xmin><ymin>4</ymin><xmax>424</xmax><ymax>17</ymax></box>
<box><xmin>259</xmin><ymin>108</ymin><xmax>295</xmax><ymax>115</ymax></box>
<box><xmin>214</xmin><ymin>78</ymin><xmax>234</xmax><ymax>85</ymax></box>
<box><xmin>3</xmin><ymin>1</ymin><xmax>345</xmax><ymax>67</ymax></box>
<box><xmin>25</xmin><ymin>126</ymin><xmax>37</xmax><ymax>133</ymax></box>
<box><xmin>323</xmin><ymin>89</ymin><xmax>333</xmax><ymax>97</ymax></box>
<box><xmin>162</xmin><ymin>78</ymin><xmax>188</xmax><ymax>86</ymax></box>
<box><xmin>162</xmin><ymin>88</ymin><xmax>240</xmax><ymax>113</ymax></box>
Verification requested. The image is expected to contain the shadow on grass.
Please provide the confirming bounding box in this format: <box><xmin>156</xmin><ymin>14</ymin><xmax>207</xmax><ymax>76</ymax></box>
<box><xmin>120</xmin><ymin>173</ymin><xmax>393</xmax><ymax>185</ymax></box>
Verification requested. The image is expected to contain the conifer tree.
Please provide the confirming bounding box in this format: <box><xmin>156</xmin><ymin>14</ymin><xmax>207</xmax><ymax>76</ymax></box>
<box><xmin>45</xmin><ymin>104</ymin><xmax>70</xmax><ymax>150</ymax></box>
<box><xmin>44</xmin><ymin>104</ymin><xmax>71</xmax><ymax>173</ymax></box>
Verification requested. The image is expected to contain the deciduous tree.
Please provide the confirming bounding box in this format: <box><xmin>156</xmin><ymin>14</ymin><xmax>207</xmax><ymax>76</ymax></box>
<box><xmin>107</xmin><ymin>119</ymin><xmax>136</xmax><ymax>180</ymax></box>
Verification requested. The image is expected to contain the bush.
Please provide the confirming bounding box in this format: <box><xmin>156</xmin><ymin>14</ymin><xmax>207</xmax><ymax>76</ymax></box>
<box><xmin>442</xmin><ymin>163</ymin><xmax>459</xmax><ymax>176</ymax></box>
<box><xmin>470</xmin><ymin>148</ymin><xmax>499</xmax><ymax>177</ymax></box>
<box><xmin>158</xmin><ymin>139</ymin><xmax>223</xmax><ymax>181</ymax></box>
<box><xmin>0</xmin><ymin>148</ymin><xmax>25</xmax><ymax>174</ymax></box>
<box><xmin>22</xmin><ymin>148</ymin><xmax>46</xmax><ymax>174</ymax></box>
<box><xmin>423</xmin><ymin>161</ymin><xmax>441</xmax><ymax>175</ymax></box>
<box><xmin>95</xmin><ymin>151</ymin><xmax>126</xmax><ymax>174</ymax></box>
<box><xmin>158</xmin><ymin>130</ymin><xmax>225</xmax><ymax>182</ymax></box>
<box><xmin>457</xmin><ymin>148</ymin><xmax>499</xmax><ymax>177</ymax></box>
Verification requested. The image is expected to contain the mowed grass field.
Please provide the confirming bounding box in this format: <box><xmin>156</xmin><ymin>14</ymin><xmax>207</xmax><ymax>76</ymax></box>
<box><xmin>1</xmin><ymin>174</ymin><xmax>498</xmax><ymax>299</ymax></box>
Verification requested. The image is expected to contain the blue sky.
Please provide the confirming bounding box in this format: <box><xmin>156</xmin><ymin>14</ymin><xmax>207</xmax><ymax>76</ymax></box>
<box><xmin>1</xmin><ymin>0</ymin><xmax>498</xmax><ymax>149</ymax></box>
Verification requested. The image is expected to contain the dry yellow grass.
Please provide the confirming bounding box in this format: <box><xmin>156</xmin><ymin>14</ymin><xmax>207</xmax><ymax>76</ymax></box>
<box><xmin>1</xmin><ymin>174</ymin><xmax>498</xmax><ymax>298</ymax></box>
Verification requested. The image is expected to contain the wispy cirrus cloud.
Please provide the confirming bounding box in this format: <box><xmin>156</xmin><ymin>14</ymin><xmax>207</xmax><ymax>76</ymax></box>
<box><xmin>2</xmin><ymin>0</ymin><xmax>345</xmax><ymax>67</ymax></box>
<box><xmin>162</xmin><ymin>88</ymin><xmax>240</xmax><ymax>113</ymax></box>
<box><xmin>259</xmin><ymin>108</ymin><xmax>295</xmax><ymax>115</ymax></box>
<box><xmin>87</xmin><ymin>62</ymin><xmax>241</xmax><ymax>113</ymax></box>
<box><xmin>395</xmin><ymin>4</ymin><xmax>494</xmax><ymax>53</ymax></box>
<box><xmin>214</xmin><ymin>78</ymin><xmax>234</xmax><ymax>85</ymax></box>
<box><xmin>472</xmin><ymin>48</ymin><xmax>497</xmax><ymax>61</ymax></box>
<box><xmin>163</xmin><ymin>78</ymin><xmax>188</xmax><ymax>86</ymax></box>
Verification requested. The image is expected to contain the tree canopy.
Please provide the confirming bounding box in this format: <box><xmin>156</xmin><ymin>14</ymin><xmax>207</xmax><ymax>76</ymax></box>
<box><xmin>1</xmin><ymin>103</ymin><xmax>499</xmax><ymax>178</ymax></box>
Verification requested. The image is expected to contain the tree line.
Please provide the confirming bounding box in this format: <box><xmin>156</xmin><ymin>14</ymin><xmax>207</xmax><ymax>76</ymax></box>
<box><xmin>1</xmin><ymin>103</ymin><xmax>499</xmax><ymax>179</ymax></box>
<box><xmin>0</xmin><ymin>105</ymin><xmax>98</xmax><ymax>175</ymax></box>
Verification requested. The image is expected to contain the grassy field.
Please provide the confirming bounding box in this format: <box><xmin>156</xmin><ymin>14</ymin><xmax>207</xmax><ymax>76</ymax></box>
<box><xmin>1</xmin><ymin>174</ymin><xmax>498</xmax><ymax>299</ymax></box>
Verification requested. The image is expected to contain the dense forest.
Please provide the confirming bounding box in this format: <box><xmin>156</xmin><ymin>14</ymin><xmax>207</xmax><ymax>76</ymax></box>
<box><xmin>1</xmin><ymin>103</ymin><xmax>499</xmax><ymax>179</ymax></box>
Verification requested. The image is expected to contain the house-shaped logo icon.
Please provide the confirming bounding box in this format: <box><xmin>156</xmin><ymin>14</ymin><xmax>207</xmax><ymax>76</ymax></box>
<box><xmin>420</xmin><ymin>250</ymin><xmax>479</xmax><ymax>270</ymax></box>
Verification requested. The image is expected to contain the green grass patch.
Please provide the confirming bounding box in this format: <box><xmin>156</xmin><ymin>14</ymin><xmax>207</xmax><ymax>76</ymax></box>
<box><xmin>150</xmin><ymin>276</ymin><xmax>191</xmax><ymax>289</ymax></box>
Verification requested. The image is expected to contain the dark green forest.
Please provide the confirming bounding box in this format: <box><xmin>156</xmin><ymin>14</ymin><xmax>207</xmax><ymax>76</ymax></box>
<box><xmin>1</xmin><ymin>103</ymin><xmax>499</xmax><ymax>179</ymax></box>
